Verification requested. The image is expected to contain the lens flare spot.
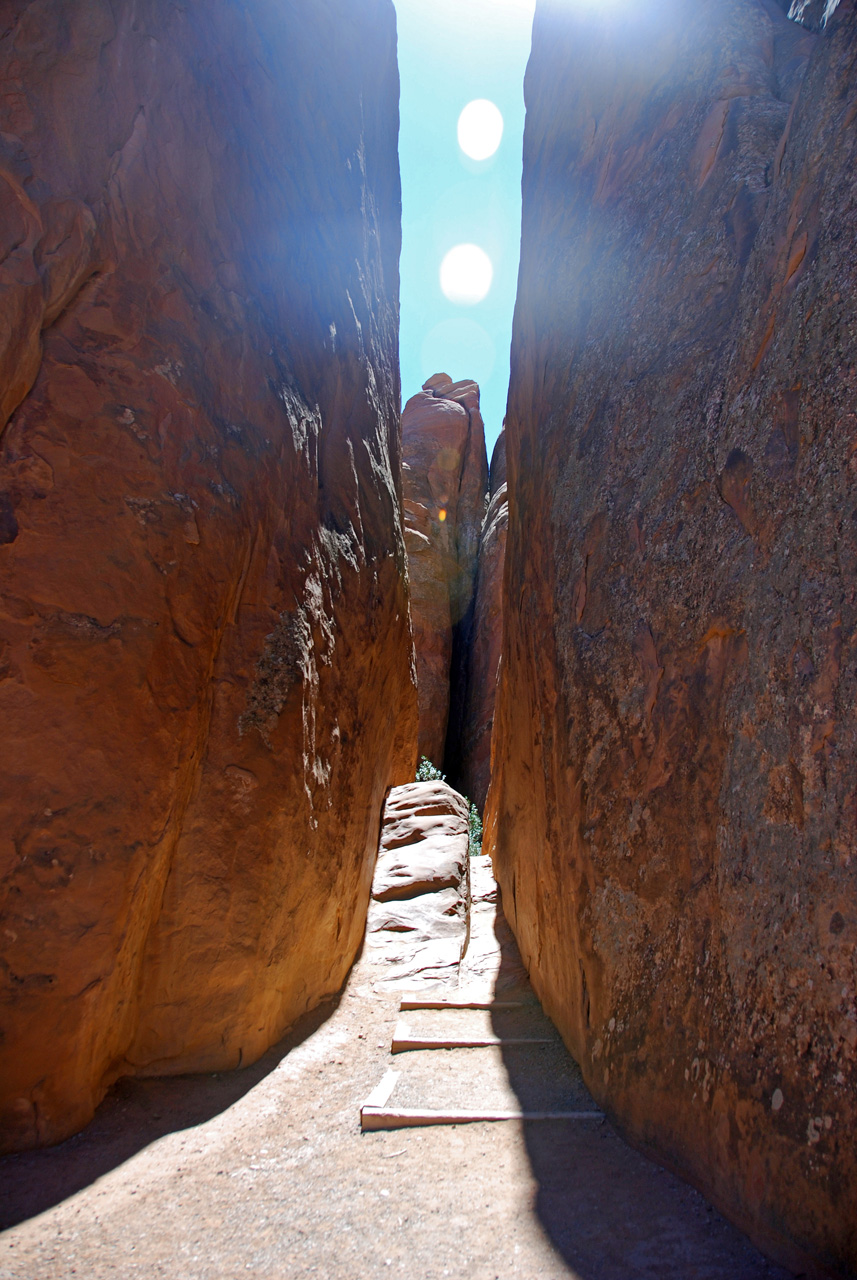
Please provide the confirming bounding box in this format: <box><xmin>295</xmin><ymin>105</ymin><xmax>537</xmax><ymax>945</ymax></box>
<box><xmin>457</xmin><ymin>99</ymin><xmax>504</xmax><ymax>161</ymax></box>
<box><xmin>438</xmin><ymin>508</ymin><xmax>447</xmax><ymax>523</ymax></box>
<box><xmin>439</xmin><ymin>244</ymin><xmax>493</xmax><ymax>306</ymax></box>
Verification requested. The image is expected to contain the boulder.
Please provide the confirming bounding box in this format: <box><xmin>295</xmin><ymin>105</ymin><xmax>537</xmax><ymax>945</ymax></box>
<box><xmin>365</xmin><ymin>780</ymin><xmax>471</xmax><ymax>988</ymax></box>
<box><xmin>366</xmin><ymin>888</ymin><xmax>466</xmax><ymax>943</ymax></box>
<box><xmin>373</xmin><ymin>779</ymin><xmax>470</xmax><ymax>901</ymax></box>
<box><xmin>0</xmin><ymin>0</ymin><xmax>415</xmax><ymax>1153</ymax></box>
<box><xmin>402</xmin><ymin>375</ymin><xmax>489</xmax><ymax>768</ymax></box>
<box><xmin>488</xmin><ymin>1</ymin><xmax>856</xmax><ymax>1272</ymax></box>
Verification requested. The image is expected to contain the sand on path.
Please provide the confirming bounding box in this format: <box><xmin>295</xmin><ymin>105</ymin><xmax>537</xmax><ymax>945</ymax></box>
<box><xmin>0</xmin><ymin>856</ymin><xmax>791</xmax><ymax>1280</ymax></box>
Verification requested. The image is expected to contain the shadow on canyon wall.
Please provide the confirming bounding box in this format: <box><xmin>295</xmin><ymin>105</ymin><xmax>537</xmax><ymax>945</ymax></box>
<box><xmin>489</xmin><ymin>899</ymin><xmax>795</xmax><ymax>1280</ymax></box>
<box><xmin>0</xmin><ymin>988</ymin><xmax>347</xmax><ymax>1232</ymax></box>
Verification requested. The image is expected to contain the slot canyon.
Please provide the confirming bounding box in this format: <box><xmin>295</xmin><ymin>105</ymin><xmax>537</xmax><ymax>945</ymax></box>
<box><xmin>0</xmin><ymin>1</ymin><xmax>855</xmax><ymax>1277</ymax></box>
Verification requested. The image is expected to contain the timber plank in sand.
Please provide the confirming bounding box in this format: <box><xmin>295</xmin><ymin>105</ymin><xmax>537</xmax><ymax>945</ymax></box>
<box><xmin>361</xmin><ymin>1069</ymin><xmax>400</xmax><ymax>1110</ymax></box>
<box><xmin>361</xmin><ymin>1106</ymin><xmax>605</xmax><ymax>1131</ymax></box>
<box><xmin>358</xmin><ymin>1065</ymin><xmax>603</xmax><ymax>1130</ymax></box>
<box><xmin>398</xmin><ymin>998</ymin><xmax>522</xmax><ymax>1011</ymax></box>
<box><xmin>391</xmin><ymin>1018</ymin><xmax>552</xmax><ymax>1053</ymax></box>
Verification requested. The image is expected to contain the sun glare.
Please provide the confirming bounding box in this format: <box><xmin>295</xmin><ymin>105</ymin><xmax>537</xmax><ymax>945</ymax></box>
<box><xmin>440</xmin><ymin>243</ymin><xmax>493</xmax><ymax>305</ymax></box>
<box><xmin>457</xmin><ymin>99</ymin><xmax>504</xmax><ymax>161</ymax></box>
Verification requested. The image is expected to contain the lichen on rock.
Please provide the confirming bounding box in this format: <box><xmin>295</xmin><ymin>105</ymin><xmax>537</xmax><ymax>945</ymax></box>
<box><xmin>240</xmin><ymin>608</ymin><xmax>312</xmax><ymax>747</ymax></box>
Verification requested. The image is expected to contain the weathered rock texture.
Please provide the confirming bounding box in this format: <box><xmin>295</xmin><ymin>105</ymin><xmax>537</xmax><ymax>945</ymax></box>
<box><xmin>783</xmin><ymin>0</ymin><xmax>842</xmax><ymax>31</ymax></box>
<box><xmin>0</xmin><ymin>0</ymin><xmax>416</xmax><ymax>1153</ymax></box>
<box><xmin>460</xmin><ymin>430</ymin><xmax>508</xmax><ymax>810</ymax></box>
<box><xmin>365</xmin><ymin>780</ymin><xmax>471</xmax><ymax>988</ymax></box>
<box><xmin>402</xmin><ymin>375</ymin><xmax>488</xmax><ymax>768</ymax></box>
<box><xmin>488</xmin><ymin>1</ymin><xmax>857</xmax><ymax>1273</ymax></box>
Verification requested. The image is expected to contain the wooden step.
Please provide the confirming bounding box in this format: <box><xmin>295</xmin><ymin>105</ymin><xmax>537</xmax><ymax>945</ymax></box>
<box><xmin>360</xmin><ymin>1069</ymin><xmax>400</xmax><ymax>1110</ymax></box>
<box><xmin>391</xmin><ymin>1018</ymin><xmax>553</xmax><ymax>1053</ymax></box>
<box><xmin>361</xmin><ymin>1106</ymin><xmax>604</xmax><ymax>1132</ymax></box>
<box><xmin>399</xmin><ymin>998</ymin><xmax>523</xmax><ymax>1011</ymax></box>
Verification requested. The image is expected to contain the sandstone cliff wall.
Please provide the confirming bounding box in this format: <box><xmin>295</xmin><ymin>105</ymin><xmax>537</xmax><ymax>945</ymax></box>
<box><xmin>487</xmin><ymin>1</ymin><xmax>857</xmax><ymax>1272</ymax></box>
<box><xmin>402</xmin><ymin>375</ymin><xmax>488</xmax><ymax>769</ymax></box>
<box><xmin>459</xmin><ymin>430</ymin><xmax>507</xmax><ymax>811</ymax></box>
<box><xmin>0</xmin><ymin>0</ymin><xmax>416</xmax><ymax>1153</ymax></box>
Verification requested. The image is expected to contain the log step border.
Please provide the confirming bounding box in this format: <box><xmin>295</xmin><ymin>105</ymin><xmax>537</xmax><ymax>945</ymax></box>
<box><xmin>361</xmin><ymin>1106</ymin><xmax>605</xmax><ymax>1131</ymax></box>
<box><xmin>392</xmin><ymin>1034</ymin><xmax>554</xmax><ymax>1053</ymax></box>
<box><xmin>392</xmin><ymin>1018</ymin><xmax>553</xmax><ymax>1053</ymax></box>
<box><xmin>399</xmin><ymin>999</ymin><xmax>523</xmax><ymax>1011</ymax></box>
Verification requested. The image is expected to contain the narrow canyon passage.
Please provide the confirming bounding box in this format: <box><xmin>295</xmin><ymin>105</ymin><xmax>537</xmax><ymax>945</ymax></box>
<box><xmin>0</xmin><ymin>788</ymin><xmax>789</xmax><ymax>1280</ymax></box>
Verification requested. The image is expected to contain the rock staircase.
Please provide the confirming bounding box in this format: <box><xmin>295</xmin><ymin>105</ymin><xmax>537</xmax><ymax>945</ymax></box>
<box><xmin>359</xmin><ymin>780</ymin><xmax>604</xmax><ymax>1132</ymax></box>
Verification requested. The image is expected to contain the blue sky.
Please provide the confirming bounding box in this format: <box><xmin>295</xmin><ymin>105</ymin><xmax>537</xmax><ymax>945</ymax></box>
<box><xmin>393</xmin><ymin>0</ymin><xmax>535</xmax><ymax>458</ymax></box>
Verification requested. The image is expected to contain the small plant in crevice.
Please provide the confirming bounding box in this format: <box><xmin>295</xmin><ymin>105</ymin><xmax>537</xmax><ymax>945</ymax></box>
<box><xmin>414</xmin><ymin>756</ymin><xmax>482</xmax><ymax>856</ymax></box>
<box><xmin>468</xmin><ymin>802</ymin><xmax>483</xmax><ymax>858</ymax></box>
<box><xmin>416</xmin><ymin>755</ymin><xmax>445</xmax><ymax>782</ymax></box>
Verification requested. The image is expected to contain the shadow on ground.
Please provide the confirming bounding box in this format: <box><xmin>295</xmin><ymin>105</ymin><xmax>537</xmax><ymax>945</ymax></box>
<box><xmin>488</xmin><ymin>898</ymin><xmax>794</xmax><ymax>1280</ymax></box>
<box><xmin>0</xmin><ymin>990</ymin><xmax>343</xmax><ymax>1231</ymax></box>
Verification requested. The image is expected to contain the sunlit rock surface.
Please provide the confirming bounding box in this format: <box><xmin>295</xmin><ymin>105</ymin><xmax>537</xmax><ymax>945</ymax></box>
<box><xmin>402</xmin><ymin>374</ymin><xmax>488</xmax><ymax>769</ymax></box>
<box><xmin>460</xmin><ymin>429</ymin><xmax>508</xmax><ymax>811</ymax></box>
<box><xmin>0</xmin><ymin>0</ymin><xmax>416</xmax><ymax>1153</ymax></box>
<box><xmin>365</xmin><ymin>780</ymin><xmax>471</xmax><ymax>987</ymax></box>
<box><xmin>488</xmin><ymin>0</ymin><xmax>857</xmax><ymax>1272</ymax></box>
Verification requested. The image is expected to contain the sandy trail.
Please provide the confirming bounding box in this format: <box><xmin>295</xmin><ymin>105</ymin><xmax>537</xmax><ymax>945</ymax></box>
<box><xmin>0</xmin><ymin>856</ymin><xmax>790</xmax><ymax>1279</ymax></box>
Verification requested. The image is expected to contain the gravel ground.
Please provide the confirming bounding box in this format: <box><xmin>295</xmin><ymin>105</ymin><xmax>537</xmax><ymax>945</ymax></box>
<box><xmin>0</xmin><ymin>857</ymin><xmax>793</xmax><ymax>1280</ymax></box>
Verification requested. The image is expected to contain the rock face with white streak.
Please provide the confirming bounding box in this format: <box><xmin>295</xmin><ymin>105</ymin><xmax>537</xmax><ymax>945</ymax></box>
<box><xmin>0</xmin><ymin>0</ymin><xmax>416</xmax><ymax>1153</ymax></box>
<box><xmin>488</xmin><ymin>1</ymin><xmax>857</xmax><ymax>1273</ymax></box>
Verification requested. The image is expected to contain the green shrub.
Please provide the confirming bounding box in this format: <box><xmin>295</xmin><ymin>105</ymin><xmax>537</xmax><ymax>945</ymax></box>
<box><xmin>414</xmin><ymin>757</ymin><xmax>482</xmax><ymax>856</ymax></box>
<box><xmin>416</xmin><ymin>756</ymin><xmax>445</xmax><ymax>782</ymax></box>
<box><xmin>468</xmin><ymin>803</ymin><xmax>483</xmax><ymax>858</ymax></box>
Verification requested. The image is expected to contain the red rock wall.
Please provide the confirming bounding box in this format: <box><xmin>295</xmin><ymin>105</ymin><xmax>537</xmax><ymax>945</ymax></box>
<box><xmin>0</xmin><ymin>0</ymin><xmax>416</xmax><ymax>1153</ymax></box>
<box><xmin>488</xmin><ymin>1</ymin><xmax>857</xmax><ymax>1272</ymax></box>
<box><xmin>402</xmin><ymin>375</ymin><xmax>488</xmax><ymax>768</ymax></box>
<box><xmin>459</xmin><ymin>430</ymin><xmax>507</xmax><ymax>811</ymax></box>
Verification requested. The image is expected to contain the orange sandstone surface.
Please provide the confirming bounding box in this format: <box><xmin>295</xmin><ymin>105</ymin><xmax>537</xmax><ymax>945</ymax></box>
<box><xmin>488</xmin><ymin>1</ymin><xmax>857</xmax><ymax>1274</ymax></box>
<box><xmin>401</xmin><ymin>374</ymin><xmax>488</xmax><ymax>770</ymax></box>
<box><xmin>460</xmin><ymin>429</ymin><xmax>508</xmax><ymax>811</ymax></box>
<box><xmin>0</xmin><ymin>0</ymin><xmax>416</xmax><ymax>1153</ymax></box>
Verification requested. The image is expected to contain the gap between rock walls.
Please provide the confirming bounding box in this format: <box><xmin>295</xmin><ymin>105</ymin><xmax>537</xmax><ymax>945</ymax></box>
<box><xmin>399</xmin><ymin>370</ymin><xmax>507</xmax><ymax>817</ymax></box>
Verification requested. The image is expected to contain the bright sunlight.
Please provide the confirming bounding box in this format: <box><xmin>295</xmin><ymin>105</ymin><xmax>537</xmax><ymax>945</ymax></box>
<box><xmin>439</xmin><ymin>244</ymin><xmax>494</xmax><ymax>305</ymax></box>
<box><xmin>457</xmin><ymin>99</ymin><xmax>504</xmax><ymax>161</ymax></box>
